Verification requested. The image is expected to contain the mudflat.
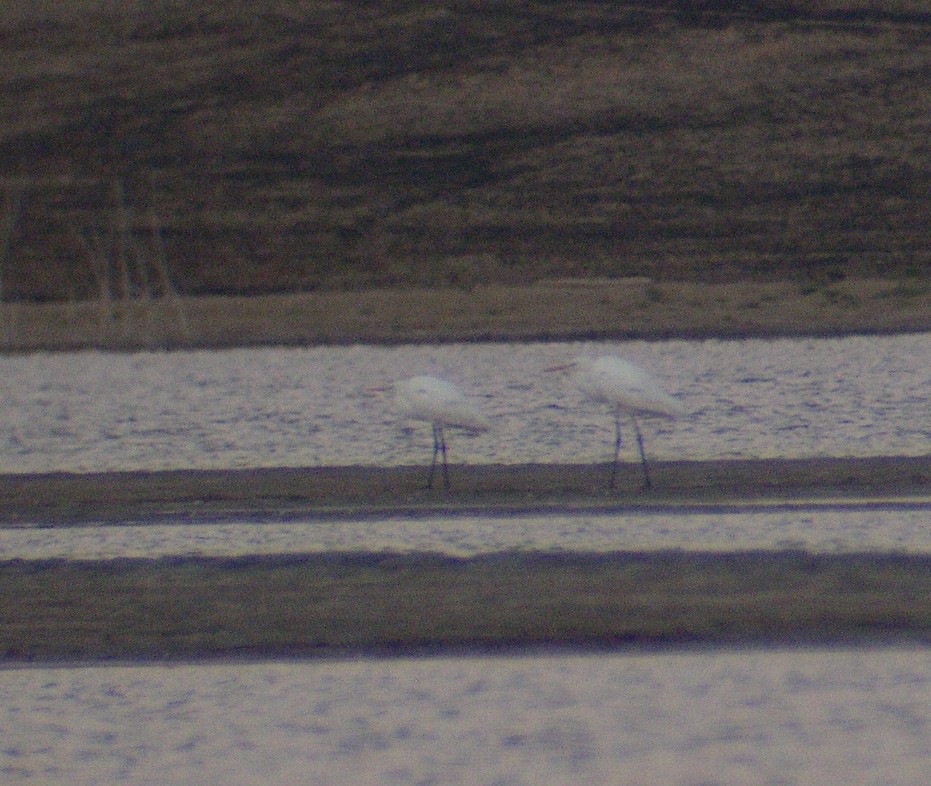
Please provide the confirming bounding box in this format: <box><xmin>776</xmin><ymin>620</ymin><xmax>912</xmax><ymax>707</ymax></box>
<box><xmin>2</xmin><ymin>551</ymin><xmax>929</xmax><ymax>662</ymax></box>
<box><xmin>2</xmin><ymin>456</ymin><xmax>930</xmax><ymax>526</ymax></box>
<box><xmin>3</xmin><ymin>456</ymin><xmax>930</xmax><ymax>662</ymax></box>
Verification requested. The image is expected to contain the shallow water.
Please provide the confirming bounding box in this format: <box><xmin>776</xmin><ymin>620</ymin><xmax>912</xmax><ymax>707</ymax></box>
<box><xmin>3</xmin><ymin>335</ymin><xmax>929</xmax><ymax>785</ymax></box>
<box><xmin>1</xmin><ymin>334</ymin><xmax>928</xmax><ymax>473</ymax></box>
<box><xmin>1</xmin><ymin>648</ymin><xmax>928</xmax><ymax>786</ymax></box>
<box><xmin>2</xmin><ymin>504</ymin><xmax>929</xmax><ymax>560</ymax></box>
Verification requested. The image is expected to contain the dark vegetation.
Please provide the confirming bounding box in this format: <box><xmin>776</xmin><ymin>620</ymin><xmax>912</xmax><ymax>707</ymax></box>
<box><xmin>0</xmin><ymin>1</ymin><xmax>928</xmax><ymax>302</ymax></box>
<box><xmin>2</xmin><ymin>551</ymin><xmax>928</xmax><ymax>660</ymax></box>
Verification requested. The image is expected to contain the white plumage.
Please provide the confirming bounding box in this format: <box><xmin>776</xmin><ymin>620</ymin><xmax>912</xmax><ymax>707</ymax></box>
<box><xmin>573</xmin><ymin>356</ymin><xmax>685</xmax><ymax>419</ymax></box>
<box><xmin>395</xmin><ymin>375</ymin><xmax>490</xmax><ymax>489</ymax></box>
<box><xmin>396</xmin><ymin>376</ymin><xmax>491</xmax><ymax>433</ymax></box>
<box><xmin>552</xmin><ymin>355</ymin><xmax>684</xmax><ymax>489</ymax></box>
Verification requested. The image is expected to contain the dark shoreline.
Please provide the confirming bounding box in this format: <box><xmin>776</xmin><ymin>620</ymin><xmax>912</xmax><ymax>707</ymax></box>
<box><xmin>2</xmin><ymin>457</ymin><xmax>929</xmax><ymax>662</ymax></box>
<box><xmin>0</xmin><ymin>550</ymin><xmax>931</xmax><ymax>663</ymax></box>
<box><xmin>3</xmin><ymin>455</ymin><xmax>929</xmax><ymax>526</ymax></box>
<box><xmin>2</xmin><ymin>550</ymin><xmax>928</xmax><ymax>663</ymax></box>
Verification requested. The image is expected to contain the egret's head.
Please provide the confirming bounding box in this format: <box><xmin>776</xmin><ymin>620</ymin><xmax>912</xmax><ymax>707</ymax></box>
<box><xmin>361</xmin><ymin>384</ymin><xmax>392</xmax><ymax>398</ymax></box>
<box><xmin>542</xmin><ymin>357</ymin><xmax>593</xmax><ymax>376</ymax></box>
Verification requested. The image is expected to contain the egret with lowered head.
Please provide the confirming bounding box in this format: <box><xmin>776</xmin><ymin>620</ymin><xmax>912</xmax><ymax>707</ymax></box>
<box><xmin>395</xmin><ymin>375</ymin><xmax>491</xmax><ymax>490</ymax></box>
<box><xmin>548</xmin><ymin>356</ymin><xmax>684</xmax><ymax>490</ymax></box>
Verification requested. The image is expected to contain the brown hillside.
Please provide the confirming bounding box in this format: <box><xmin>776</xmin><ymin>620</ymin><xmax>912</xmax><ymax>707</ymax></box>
<box><xmin>0</xmin><ymin>0</ymin><xmax>928</xmax><ymax>301</ymax></box>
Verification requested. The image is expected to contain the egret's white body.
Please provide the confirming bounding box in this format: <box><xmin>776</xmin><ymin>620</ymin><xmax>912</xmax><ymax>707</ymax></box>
<box><xmin>573</xmin><ymin>356</ymin><xmax>684</xmax><ymax>419</ymax></box>
<box><xmin>559</xmin><ymin>356</ymin><xmax>684</xmax><ymax>489</ymax></box>
<box><xmin>395</xmin><ymin>375</ymin><xmax>490</xmax><ymax>489</ymax></box>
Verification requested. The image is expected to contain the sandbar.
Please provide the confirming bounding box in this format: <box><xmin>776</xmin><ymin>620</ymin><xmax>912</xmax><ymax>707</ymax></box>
<box><xmin>2</xmin><ymin>455</ymin><xmax>929</xmax><ymax>526</ymax></box>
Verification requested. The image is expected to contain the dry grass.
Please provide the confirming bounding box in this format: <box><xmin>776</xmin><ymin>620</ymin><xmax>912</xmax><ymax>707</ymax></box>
<box><xmin>0</xmin><ymin>276</ymin><xmax>927</xmax><ymax>351</ymax></box>
<box><xmin>0</xmin><ymin>1</ymin><xmax>927</xmax><ymax>302</ymax></box>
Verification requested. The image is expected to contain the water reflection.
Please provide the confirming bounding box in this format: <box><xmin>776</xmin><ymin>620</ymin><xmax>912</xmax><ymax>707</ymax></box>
<box><xmin>0</xmin><ymin>334</ymin><xmax>928</xmax><ymax>473</ymax></box>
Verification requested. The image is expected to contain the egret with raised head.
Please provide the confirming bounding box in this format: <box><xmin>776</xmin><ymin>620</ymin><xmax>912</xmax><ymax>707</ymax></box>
<box><xmin>547</xmin><ymin>355</ymin><xmax>684</xmax><ymax>489</ymax></box>
<box><xmin>395</xmin><ymin>375</ymin><xmax>491</xmax><ymax>490</ymax></box>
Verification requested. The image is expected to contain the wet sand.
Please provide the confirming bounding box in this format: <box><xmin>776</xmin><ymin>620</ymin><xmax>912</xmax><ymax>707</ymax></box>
<box><xmin>2</xmin><ymin>455</ymin><xmax>929</xmax><ymax>526</ymax></box>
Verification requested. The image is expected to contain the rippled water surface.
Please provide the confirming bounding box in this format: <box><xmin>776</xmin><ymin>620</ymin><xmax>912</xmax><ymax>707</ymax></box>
<box><xmin>2</xmin><ymin>648</ymin><xmax>928</xmax><ymax>786</ymax></box>
<box><xmin>3</xmin><ymin>335</ymin><xmax>929</xmax><ymax>785</ymax></box>
<box><xmin>1</xmin><ymin>334</ymin><xmax>928</xmax><ymax>473</ymax></box>
<box><xmin>2</xmin><ymin>504</ymin><xmax>929</xmax><ymax>560</ymax></box>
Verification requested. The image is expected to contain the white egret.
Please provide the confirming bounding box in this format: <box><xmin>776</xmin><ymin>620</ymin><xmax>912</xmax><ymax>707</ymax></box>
<box><xmin>395</xmin><ymin>375</ymin><xmax>491</xmax><ymax>490</ymax></box>
<box><xmin>548</xmin><ymin>355</ymin><xmax>684</xmax><ymax>490</ymax></box>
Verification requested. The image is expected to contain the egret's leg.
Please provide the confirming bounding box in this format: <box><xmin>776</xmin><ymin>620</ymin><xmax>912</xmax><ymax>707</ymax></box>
<box><xmin>439</xmin><ymin>427</ymin><xmax>450</xmax><ymax>490</ymax></box>
<box><xmin>610</xmin><ymin>404</ymin><xmax>622</xmax><ymax>489</ymax></box>
<box><xmin>631</xmin><ymin>414</ymin><xmax>652</xmax><ymax>490</ymax></box>
<box><xmin>428</xmin><ymin>424</ymin><xmax>441</xmax><ymax>489</ymax></box>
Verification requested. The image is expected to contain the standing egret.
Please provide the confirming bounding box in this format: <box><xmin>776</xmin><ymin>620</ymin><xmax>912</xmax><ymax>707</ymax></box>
<box><xmin>395</xmin><ymin>375</ymin><xmax>491</xmax><ymax>490</ymax></box>
<box><xmin>548</xmin><ymin>356</ymin><xmax>684</xmax><ymax>490</ymax></box>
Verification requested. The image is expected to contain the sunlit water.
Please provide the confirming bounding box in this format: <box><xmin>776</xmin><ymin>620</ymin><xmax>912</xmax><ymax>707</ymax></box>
<box><xmin>1</xmin><ymin>334</ymin><xmax>928</xmax><ymax>473</ymax></box>
<box><xmin>1</xmin><ymin>648</ymin><xmax>928</xmax><ymax>786</ymax></box>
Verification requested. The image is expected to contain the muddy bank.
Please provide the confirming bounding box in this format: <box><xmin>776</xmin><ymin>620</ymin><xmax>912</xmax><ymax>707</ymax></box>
<box><xmin>3</xmin><ymin>456</ymin><xmax>929</xmax><ymax>662</ymax></box>
<box><xmin>2</xmin><ymin>456</ymin><xmax>929</xmax><ymax>526</ymax></box>
<box><xmin>1</xmin><ymin>551</ymin><xmax>928</xmax><ymax>662</ymax></box>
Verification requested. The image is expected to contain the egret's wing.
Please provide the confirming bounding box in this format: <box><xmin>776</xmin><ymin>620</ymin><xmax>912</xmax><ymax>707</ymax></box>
<box><xmin>396</xmin><ymin>376</ymin><xmax>491</xmax><ymax>431</ymax></box>
<box><xmin>577</xmin><ymin>356</ymin><xmax>684</xmax><ymax>418</ymax></box>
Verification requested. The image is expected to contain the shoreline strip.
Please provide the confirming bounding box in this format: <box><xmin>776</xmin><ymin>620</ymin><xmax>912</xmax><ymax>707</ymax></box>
<box><xmin>3</xmin><ymin>456</ymin><xmax>929</xmax><ymax>525</ymax></box>
<box><xmin>1</xmin><ymin>279</ymin><xmax>928</xmax><ymax>353</ymax></box>
<box><xmin>2</xmin><ymin>550</ymin><xmax>928</xmax><ymax>662</ymax></box>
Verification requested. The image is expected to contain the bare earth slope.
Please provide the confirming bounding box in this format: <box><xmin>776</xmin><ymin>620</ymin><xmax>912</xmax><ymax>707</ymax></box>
<box><xmin>2</xmin><ymin>456</ymin><xmax>930</xmax><ymax>525</ymax></box>
<box><xmin>0</xmin><ymin>0</ymin><xmax>928</xmax><ymax>304</ymax></box>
